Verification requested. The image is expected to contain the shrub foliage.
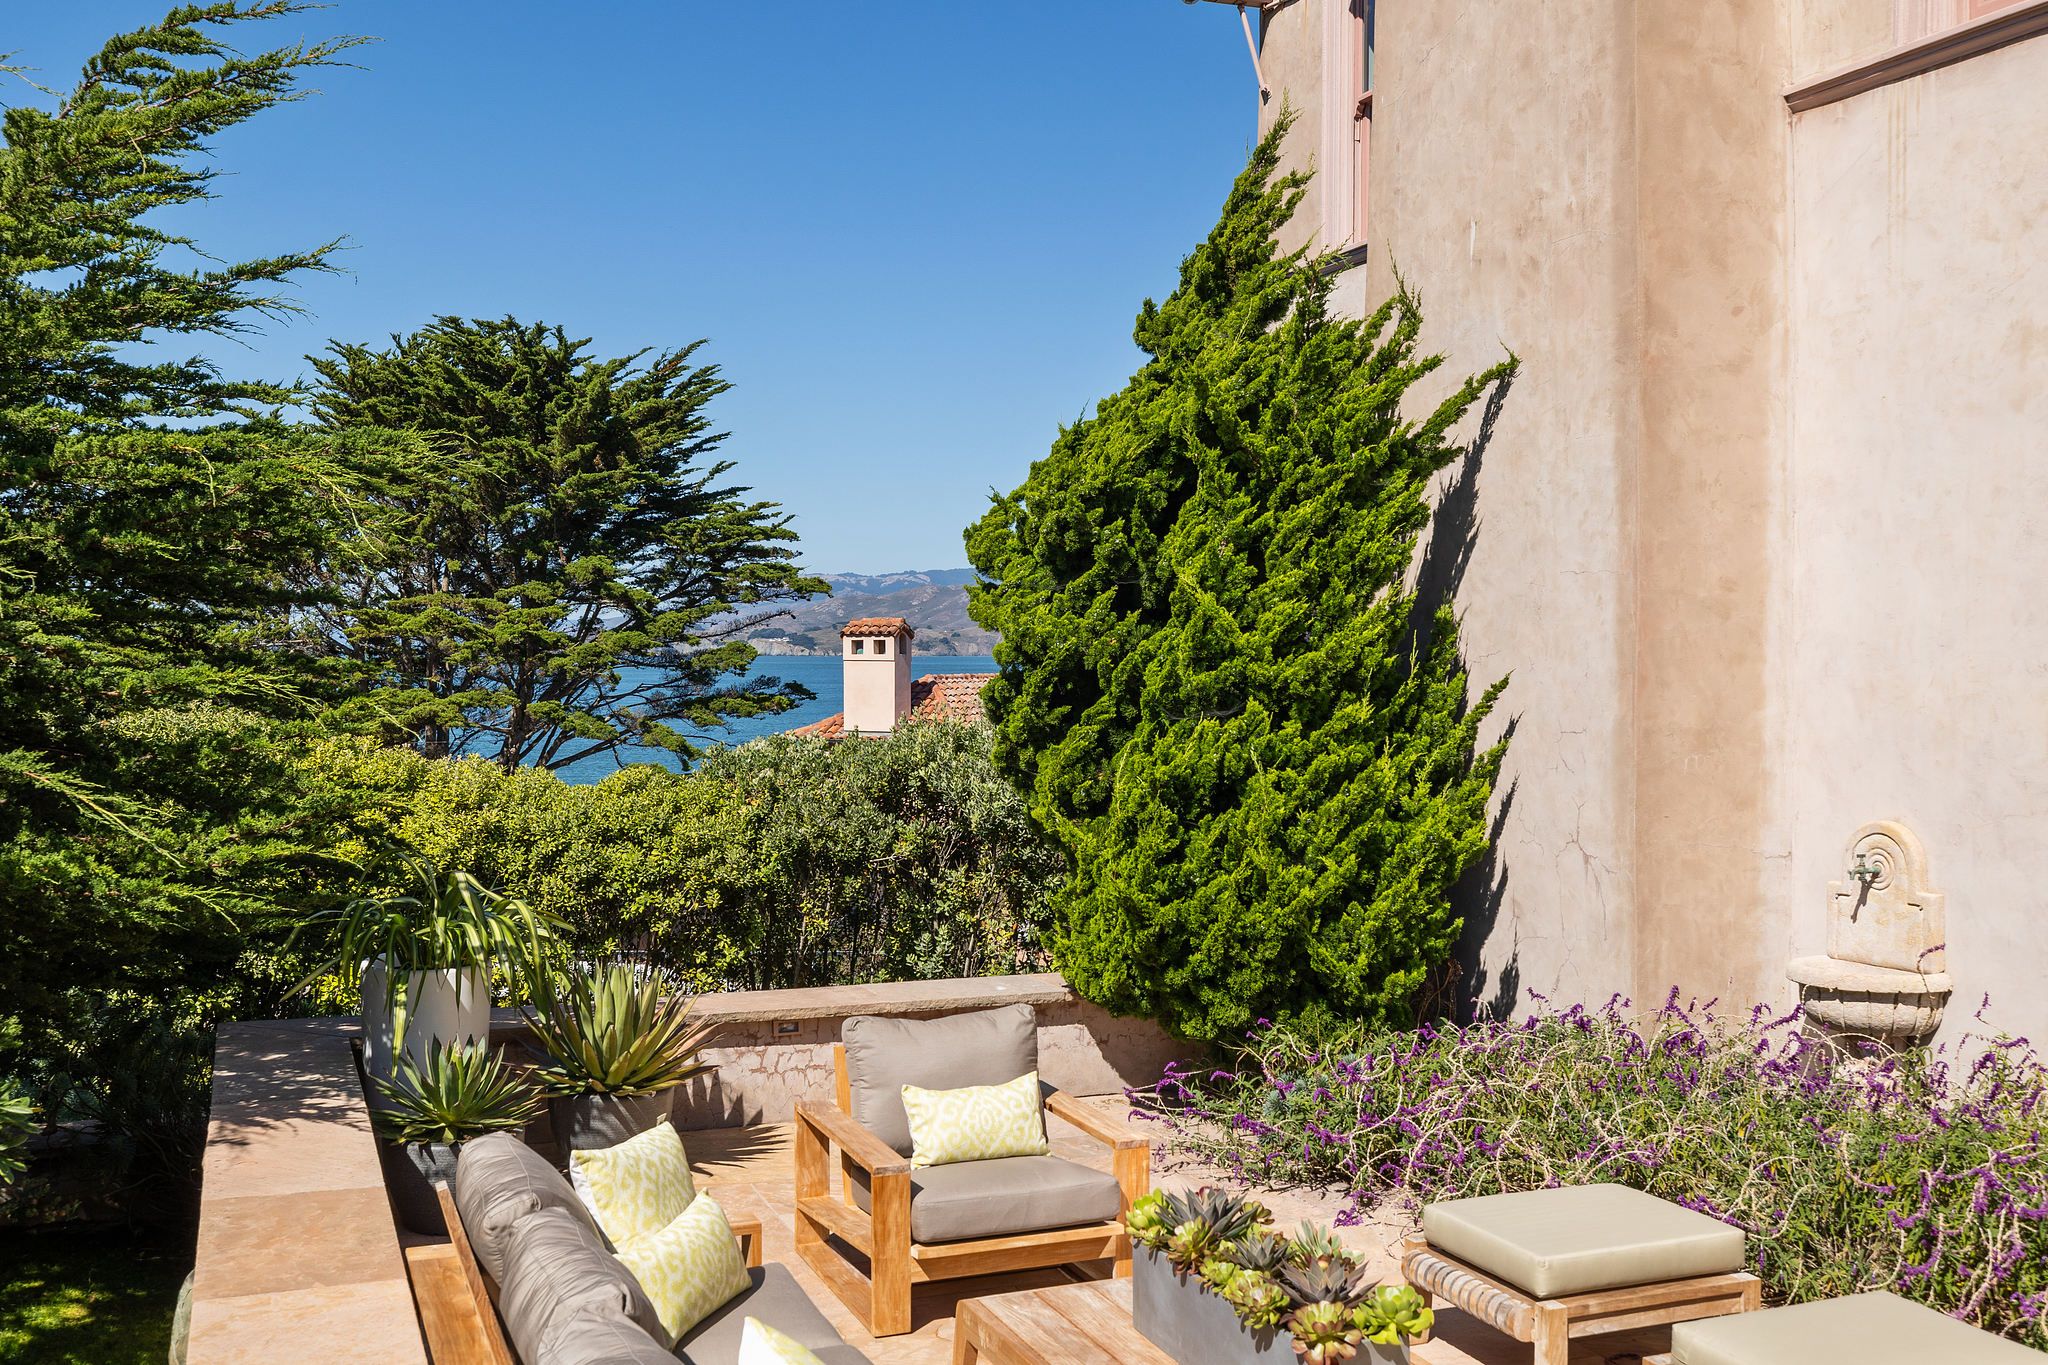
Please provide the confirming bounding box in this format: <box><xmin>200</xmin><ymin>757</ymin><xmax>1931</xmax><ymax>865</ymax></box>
<box><xmin>1148</xmin><ymin>996</ymin><xmax>2048</xmax><ymax>1347</ymax></box>
<box><xmin>309</xmin><ymin>721</ymin><xmax>1061</xmax><ymax>990</ymax></box>
<box><xmin>966</xmin><ymin>119</ymin><xmax>1511</xmax><ymax>1043</ymax></box>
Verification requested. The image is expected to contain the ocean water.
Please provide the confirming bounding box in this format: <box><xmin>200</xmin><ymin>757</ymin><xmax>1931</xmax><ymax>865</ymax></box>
<box><xmin>549</xmin><ymin>654</ymin><xmax>998</xmax><ymax>785</ymax></box>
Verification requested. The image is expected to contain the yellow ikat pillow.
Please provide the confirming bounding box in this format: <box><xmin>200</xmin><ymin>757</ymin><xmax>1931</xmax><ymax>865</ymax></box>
<box><xmin>568</xmin><ymin>1117</ymin><xmax>697</xmax><ymax>1248</ymax></box>
<box><xmin>900</xmin><ymin>1069</ymin><xmax>1050</xmax><ymax>1168</ymax></box>
<box><xmin>614</xmin><ymin>1192</ymin><xmax>753</xmax><ymax>1346</ymax></box>
<box><xmin>737</xmin><ymin>1316</ymin><xmax>827</xmax><ymax>1365</ymax></box>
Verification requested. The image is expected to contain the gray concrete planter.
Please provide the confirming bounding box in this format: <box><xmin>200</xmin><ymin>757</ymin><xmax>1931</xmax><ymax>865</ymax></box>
<box><xmin>379</xmin><ymin>1138</ymin><xmax>459</xmax><ymax>1236</ymax></box>
<box><xmin>550</xmin><ymin>1089</ymin><xmax>674</xmax><ymax>1151</ymax></box>
<box><xmin>1133</xmin><ymin>1247</ymin><xmax>1407</xmax><ymax>1365</ymax></box>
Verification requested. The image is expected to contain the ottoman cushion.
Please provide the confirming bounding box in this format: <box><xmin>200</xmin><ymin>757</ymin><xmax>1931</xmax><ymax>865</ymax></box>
<box><xmin>1422</xmin><ymin>1184</ymin><xmax>1745</xmax><ymax>1299</ymax></box>
<box><xmin>1672</xmin><ymin>1291</ymin><xmax>2042</xmax><ymax>1365</ymax></box>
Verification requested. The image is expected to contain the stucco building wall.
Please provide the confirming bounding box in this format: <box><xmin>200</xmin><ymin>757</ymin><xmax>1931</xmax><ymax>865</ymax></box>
<box><xmin>1242</xmin><ymin>0</ymin><xmax>2048</xmax><ymax>1041</ymax></box>
<box><xmin>1777</xmin><ymin>35</ymin><xmax>2048</xmax><ymax>1036</ymax></box>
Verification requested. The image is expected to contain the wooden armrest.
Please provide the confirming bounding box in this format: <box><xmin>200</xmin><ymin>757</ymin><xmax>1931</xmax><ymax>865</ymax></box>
<box><xmin>795</xmin><ymin>1101</ymin><xmax>910</xmax><ymax>1176</ymax></box>
<box><xmin>1046</xmin><ymin>1090</ymin><xmax>1149</xmax><ymax>1150</ymax></box>
<box><xmin>729</xmin><ymin>1216</ymin><xmax>764</xmax><ymax>1268</ymax></box>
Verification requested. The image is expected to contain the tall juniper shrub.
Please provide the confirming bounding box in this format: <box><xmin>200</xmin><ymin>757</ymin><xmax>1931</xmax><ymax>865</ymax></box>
<box><xmin>1144</xmin><ymin>994</ymin><xmax>2048</xmax><ymax>1346</ymax></box>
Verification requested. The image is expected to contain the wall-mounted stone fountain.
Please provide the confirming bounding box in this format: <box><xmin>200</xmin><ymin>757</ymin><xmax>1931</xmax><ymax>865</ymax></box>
<box><xmin>1786</xmin><ymin>820</ymin><xmax>1952</xmax><ymax>1049</ymax></box>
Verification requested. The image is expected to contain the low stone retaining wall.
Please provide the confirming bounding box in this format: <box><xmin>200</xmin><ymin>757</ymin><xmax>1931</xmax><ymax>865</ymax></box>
<box><xmin>188</xmin><ymin>974</ymin><xmax>1188</xmax><ymax>1364</ymax></box>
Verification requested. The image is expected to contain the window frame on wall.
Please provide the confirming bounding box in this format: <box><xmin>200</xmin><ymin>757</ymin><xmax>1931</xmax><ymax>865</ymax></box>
<box><xmin>1319</xmin><ymin>0</ymin><xmax>1375</xmax><ymax>261</ymax></box>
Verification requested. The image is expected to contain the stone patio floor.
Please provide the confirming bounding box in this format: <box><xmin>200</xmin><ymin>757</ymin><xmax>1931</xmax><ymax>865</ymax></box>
<box><xmin>689</xmin><ymin>1099</ymin><xmax>1670</xmax><ymax>1365</ymax></box>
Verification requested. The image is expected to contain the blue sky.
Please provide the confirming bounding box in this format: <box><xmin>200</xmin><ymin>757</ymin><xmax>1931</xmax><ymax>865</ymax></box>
<box><xmin>5</xmin><ymin>2</ymin><xmax>1257</xmax><ymax>573</ymax></box>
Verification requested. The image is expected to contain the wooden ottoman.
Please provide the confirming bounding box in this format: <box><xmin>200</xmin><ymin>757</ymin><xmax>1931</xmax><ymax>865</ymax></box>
<box><xmin>1664</xmin><ymin>1291</ymin><xmax>2043</xmax><ymax>1364</ymax></box>
<box><xmin>1399</xmin><ymin>1184</ymin><xmax>1760</xmax><ymax>1365</ymax></box>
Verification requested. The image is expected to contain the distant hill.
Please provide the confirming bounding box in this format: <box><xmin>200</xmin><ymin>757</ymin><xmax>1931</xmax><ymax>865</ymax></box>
<box><xmin>742</xmin><ymin>568</ymin><xmax>998</xmax><ymax>656</ymax></box>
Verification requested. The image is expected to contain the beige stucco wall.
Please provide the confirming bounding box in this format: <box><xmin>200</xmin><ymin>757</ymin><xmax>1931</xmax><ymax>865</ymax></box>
<box><xmin>1778</xmin><ymin>39</ymin><xmax>2048</xmax><ymax>1042</ymax></box>
<box><xmin>1246</xmin><ymin>3</ymin><xmax>2046</xmax><ymax>1040</ymax></box>
<box><xmin>1264</xmin><ymin>1</ymin><xmax>1648</xmax><ymax>1015</ymax></box>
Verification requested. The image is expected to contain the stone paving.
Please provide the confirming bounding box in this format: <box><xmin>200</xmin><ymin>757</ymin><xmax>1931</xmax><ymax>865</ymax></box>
<box><xmin>690</xmin><ymin>1099</ymin><xmax>1670</xmax><ymax>1365</ymax></box>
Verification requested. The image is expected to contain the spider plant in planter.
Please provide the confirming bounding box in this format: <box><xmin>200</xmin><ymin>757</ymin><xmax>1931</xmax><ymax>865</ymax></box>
<box><xmin>372</xmin><ymin>1041</ymin><xmax>543</xmax><ymax>1235</ymax></box>
<box><xmin>523</xmin><ymin>960</ymin><xmax>718</xmax><ymax>1151</ymax></box>
<box><xmin>291</xmin><ymin>860</ymin><xmax>563</xmax><ymax>1081</ymax></box>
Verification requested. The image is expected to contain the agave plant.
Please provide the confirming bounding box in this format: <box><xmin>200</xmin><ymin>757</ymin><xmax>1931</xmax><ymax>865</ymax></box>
<box><xmin>373</xmin><ymin>1040</ymin><xmax>544</xmax><ymax>1147</ymax></box>
<box><xmin>525</xmin><ymin>960</ymin><xmax>717</xmax><ymax>1096</ymax></box>
<box><xmin>0</xmin><ymin>1081</ymin><xmax>34</xmax><ymax>1185</ymax></box>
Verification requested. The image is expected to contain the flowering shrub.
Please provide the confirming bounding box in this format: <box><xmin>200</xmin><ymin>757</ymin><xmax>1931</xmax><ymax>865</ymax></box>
<box><xmin>1143</xmin><ymin>993</ymin><xmax>2048</xmax><ymax>1347</ymax></box>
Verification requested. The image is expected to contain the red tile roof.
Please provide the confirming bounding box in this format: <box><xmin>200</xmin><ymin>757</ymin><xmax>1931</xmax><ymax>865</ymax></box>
<box><xmin>840</xmin><ymin>617</ymin><xmax>914</xmax><ymax>638</ymax></box>
<box><xmin>786</xmin><ymin>672</ymin><xmax>992</xmax><ymax>739</ymax></box>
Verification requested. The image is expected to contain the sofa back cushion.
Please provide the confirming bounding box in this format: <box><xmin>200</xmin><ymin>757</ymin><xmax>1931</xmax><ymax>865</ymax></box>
<box><xmin>841</xmin><ymin>1004</ymin><xmax>1038</xmax><ymax>1156</ymax></box>
<box><xmin>497</xmin><ymin>1206</ymin><xmax>664</xmax><ymax>1361</ymax></box>
<box><xmin>451</xmin><ymin>1132</ymin><xmax>603</xmax><ymax>1286</ymax></box>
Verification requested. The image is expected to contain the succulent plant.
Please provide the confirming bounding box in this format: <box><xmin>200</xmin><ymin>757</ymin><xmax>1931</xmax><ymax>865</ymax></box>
<box><xmin>1201</xmin><ymin>1256</ymin><xmax>1244</xmax><ymax>1294</ymax></box>
<box><xmin>1352</xmin><ymin>1284</ymin><xmax>1435</xmax><ymax>1345</ymax></box>
<box><xmin>1288</xmin><ymin>1220</ymin><xmax>1348</xmax><ymax>1266</ymax></box>
<box><xmin>1125</xmin><ymin>1189</ymin><xmax>1173</xmax><ymax>1248</ymax></box>
<box><xmin>1286</xmin><ymin>1301</ymin><xmax>1360</xmax><ymax>1363</ymax></box>
<box><xmin>1279</xmin><ymin>1252</ymin><xmax>1374</xmax><ymax>1311</ymax></box>
<box><xmin>1227</xmin><ymin>1229</ymin><xmax>1291</xmax><ymax>1275</ymax></box>
<box><xmin>525</xmin><ymin>959</ymin><xmax>717</xmax><ymax>1096</ymax></box>
<box><xmin>373</xmin><ymin>1040</ymin><xmax>543</xmax><ymax>1147</ymax></box>
<box><xmin>1223</xmin><ymin>1269</ymin><xmax>1291</xmax><ymax>1332</ymax></box>
<box><xmin>1159</xmin><ymin>1186</ymin><xmax>1269</xmax><ymax>1271</ymax></box>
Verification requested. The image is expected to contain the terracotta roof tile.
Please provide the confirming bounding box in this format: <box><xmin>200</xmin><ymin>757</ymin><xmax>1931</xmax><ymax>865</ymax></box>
<box><xmin>785</xmin><ymin>672</ymin><xmax>991</xmax><ymax>739</ymax></box>
<box><xmin>840</xmin><ymin>617</ymin><xmax>914</xmax><ymax>638</ymax></box>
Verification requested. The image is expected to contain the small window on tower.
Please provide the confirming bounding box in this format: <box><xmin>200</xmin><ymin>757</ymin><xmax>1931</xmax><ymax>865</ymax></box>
<box><xmin>876</xmin><ymin>638</ymin><xmax>888</xmax><ymax>655</ymax></box>
<box><xmin>852</xmin><ymin>639</ymin><xmax>865</xmax><ymax>654</ymax></box>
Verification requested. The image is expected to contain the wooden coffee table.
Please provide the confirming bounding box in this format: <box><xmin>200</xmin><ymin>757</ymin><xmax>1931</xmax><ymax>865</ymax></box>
<box><xmin>952</xmin><ymin>1278</ymin><xmax>1174</xmax><ymax>1365</ymax></box>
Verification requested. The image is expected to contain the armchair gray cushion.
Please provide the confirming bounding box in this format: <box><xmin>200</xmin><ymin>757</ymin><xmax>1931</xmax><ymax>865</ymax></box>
<box><xmin>849</xmin><ymin>1153</ymin><xmax>1122</xmax><ymax>1244</ymax></box>
<box><xmin>841</xmin><ymin>1004</ymin><xmax>1038</xmax><ymax>1156</ymax></box>
<box><xmin>452</xmin><ymin>1131</ymin><xmax>604</xmax><ymax>1287</ymax></box>
<box><xmin>536</xmin><ymin>1309</ymin><xmax>675</xmax><ymax>1364</ymax></box>
<box><xmin>1672</xmin><ymin>1291</ymin><xmax>2042</xmax><ymax>1365</ymax></box>
<box><xmin>496</xmin><ymin>1206</ymin><xmax>664</xmax><ymax>1361</ymax></box>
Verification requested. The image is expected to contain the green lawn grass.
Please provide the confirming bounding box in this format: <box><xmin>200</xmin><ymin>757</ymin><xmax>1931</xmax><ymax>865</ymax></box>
<box><xmin>0</xmin><ymin>1225</ymin><xmax>188</xmax><ymax>1365</ymax></box>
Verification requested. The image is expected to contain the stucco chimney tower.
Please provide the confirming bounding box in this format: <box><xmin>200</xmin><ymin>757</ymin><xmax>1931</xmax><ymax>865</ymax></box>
<box><xmin>840</xmin><ymin>617</ymin><xmax>914</xmax><ymax>735</ymax></box>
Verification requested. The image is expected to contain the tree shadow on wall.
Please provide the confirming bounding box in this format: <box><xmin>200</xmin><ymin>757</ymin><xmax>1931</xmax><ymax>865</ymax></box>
<box><xmin>1406</xmin><ymin>366</ymin><xmax>1523</xmax><ymax>1025</ymax></box>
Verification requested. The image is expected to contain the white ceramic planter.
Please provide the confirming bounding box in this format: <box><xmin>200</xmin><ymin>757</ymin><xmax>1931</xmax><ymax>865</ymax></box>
<box><xmin>359</xmin><ymin>959</ymin><xmax>490</xmax><ymax>1081</ymax></box>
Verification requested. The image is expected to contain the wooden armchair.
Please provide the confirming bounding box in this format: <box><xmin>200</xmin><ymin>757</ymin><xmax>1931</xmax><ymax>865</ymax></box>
<box><xmin>793</xmin><ymin>1039</ymin><xmax>1151</xmax><ymax>1337</ymax></box>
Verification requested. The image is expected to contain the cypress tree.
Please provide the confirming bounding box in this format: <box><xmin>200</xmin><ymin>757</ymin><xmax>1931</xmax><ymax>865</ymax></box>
<box><xmin>0</xmin><ymin>6</ymin><xmax>369</xmax><ymax>1118</ymax></box>
<box><xmin>966</xmin><ymin>122</ymin><xmax>1512</xmax><ymax>1042</ymax></box>
<box><xmin>305</xmin><ymin>318</ymin><xmax>826</xmax><ymax>772</ymax></box>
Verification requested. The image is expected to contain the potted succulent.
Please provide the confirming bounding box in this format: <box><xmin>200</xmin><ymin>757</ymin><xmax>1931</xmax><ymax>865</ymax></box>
<box><xmin>372</xmin><ymin>1040</ymin><xmax>543</xmax><ymax>1234</ymax></box>
<box><xmin>524</xmin><ymin>959</ymin><xmax>717</xmax><ymax>1151</ymax></box>
<box><xmin>1128</xmin><ymin>1187</ymin><xmax>1434</xmax><ymax>1364</ymax></box>
<box><xmin>291</xmin><ymin>860</ymin><xmax>561</xmax><ymax>1081</ymax></box>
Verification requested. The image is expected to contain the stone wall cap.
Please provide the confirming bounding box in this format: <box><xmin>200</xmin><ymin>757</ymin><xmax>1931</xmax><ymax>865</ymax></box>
<box><xmin>688</xmin><ymin>972</ymin><xmax>1075</xmax><ymax>1024</ymax></box>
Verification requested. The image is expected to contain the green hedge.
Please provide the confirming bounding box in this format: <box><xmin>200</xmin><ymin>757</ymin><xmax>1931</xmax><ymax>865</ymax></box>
<box><xmin>306</xmin><ymin>720</ymin><xmax>1063</xmax><ymax>991</ymax></box>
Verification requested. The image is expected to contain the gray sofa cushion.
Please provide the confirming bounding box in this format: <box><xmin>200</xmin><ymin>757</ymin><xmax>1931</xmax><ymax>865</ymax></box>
<box><xmin>535</xmin><ymin>1308</ymin><xmax>675</xmax><ymax>1364</ymax></box>
<box><xmin>453</xmin><ymin>1131</ymin><xmax>602</xmax><ymax>1286</ymax></box>
<box><xmin>675</xmin><ymin>1264</ymin><xmax>850</xmax><ymax>1365</ymax></box>
<box><xmin>1422</xmin><ymin>1183</ymin><xmax>1745</xmax><ymax>1299</ymax></box>
<box><xmin>841</xmin><ymin>1004</ymin><xmax>1038</xmax><ymax>1155</ymax></box>
<box><xmin>849</xmin><ymin>1153</ymin><xmax>1122</xmax><ymax>1244</ymax></box>
<box><xmin>497</xmin><ymin>1206</ymin><xmax>664</xmax><ymax>1361</ymax></box>
<box><xmin>1672</xmin><ymin>1291</ymin><xmax>2042</xmax><ymax>1365</ymax></box>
